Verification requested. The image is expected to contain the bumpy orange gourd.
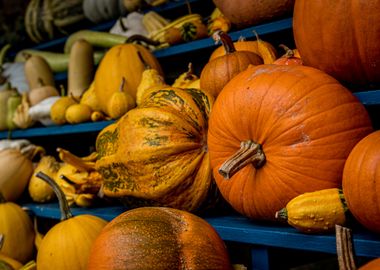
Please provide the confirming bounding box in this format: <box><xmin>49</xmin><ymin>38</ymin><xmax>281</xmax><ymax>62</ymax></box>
<box><xmin>293</xmin><ymin>0</ymin><xmax>380</xmax><ymax>88</ymax></box>
<box><xmin>94</xmin><ymin>43</ymin><xmax>163</xmax><ymax>116</ymax></box>
<box><xmin>96</xmin><ymin>87</ymin><xmax>216</xmax><ymax>212</ymax></box>
<box><xmin>88</xmin><ymin>207</ymin><xmax>233</xmax><ymax>270</ymax></box>
<box><xmin>200</xmin><ymin>31</ymin><xmax>263</xmax><ymax>98</ymax></box>
<box><xmin>342</xmin><ymin>130</ymin><xmax>380</xmax><ymax>234</ymax></box>
<box><xmin>208</xmin><ymin>64</ymin><xmax>373</xmax><ymax>221</ymax></box>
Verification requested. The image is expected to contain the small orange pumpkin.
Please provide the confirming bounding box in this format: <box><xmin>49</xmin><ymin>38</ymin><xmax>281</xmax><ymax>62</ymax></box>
<box><xmin>342</xmin><ymin>130</ymin><xmax>380</xmax><ymax>234</ymax></box>
<box><xmin>208</xmin><ymin>64</ymin><xmax>373</xmax><ymax>221</ymax></box>
<box><xmin>359</xmin><ymin>258</ymin><xmax>380</xmax><ymax>270</ymax></box>
<box><xmin>200</xmin><ymin>31</ymin><xmax>263</xmax><ymax>98</ymax></box>
<box><xmin>88</xmin><ymin>207</ymin><xmax>233</xmax><ymax>270</ymax></box>
<box><xmin>273</xmin><ymin>44</ymin><xmax>303</xmax><ymax>66</ymax></box>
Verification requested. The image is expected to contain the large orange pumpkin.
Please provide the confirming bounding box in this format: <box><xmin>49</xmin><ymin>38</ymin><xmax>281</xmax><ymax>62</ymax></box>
<box><xmin>207</xmin><ymin>64</ymin><xmax>373</xmax><ymax>221</ymax></box>
<box><xmin>213</xmin><ymin>0</ymin><xmax>295</xmax><ymax>28</ymax></box>
<box><xmin>94</xmin><ymin>44</ymin><xmax>163</xmax><ymax>116</ymax></box>
<box><xmin>87</xmin><ymin>207</ymin><xmax>233</xmax><ymax>270</ymax></box>
<box><xmin>342</xmin><ymin>131</ymin><xmax>380</xmax><ymax>234</ymax></box>
<box><xmin>293</xmin><ymin>0</ymin><xmax>380</xmax><ymax>88</ymax></box>
<box><xmin>95</xmin><ymin>87</ymin><xmax>217</xmax><ymax>212</ymax></box>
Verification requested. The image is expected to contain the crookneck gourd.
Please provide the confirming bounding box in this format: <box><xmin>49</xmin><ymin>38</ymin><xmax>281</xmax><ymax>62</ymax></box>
<box><xmin>96</xmin><ymin>87</ymin><xmax>216</xmax><ymax>212</ymax></box>
<box><xmin>207</xmin><ymin>64</ymin><xmax>373</xmax><ymax>221</ymax></box>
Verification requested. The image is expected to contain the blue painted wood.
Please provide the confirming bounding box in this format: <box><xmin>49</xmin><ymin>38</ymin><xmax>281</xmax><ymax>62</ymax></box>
<box><xmin>153</xmin><ymin>18</ymin><xmax>293</xmax><ymax>58</ymax></box>
<box><xmin>22</xmin><ymin>203</ymin><xmax>380</xmax><ymax>259</ymax></box>
<box><xmin>354</xmin><ymin>90</ymin><xmax>380</xmax><ymax>105</ymax></box>
<box><xmin>250</xmin><ymin>246</ymin><xmax>270</xmax><ymax>270</ymax></box>
<box><xmin>0</xmin><ymin>120</ymin><xmax>114</xmax><ymax>139</ymax></box>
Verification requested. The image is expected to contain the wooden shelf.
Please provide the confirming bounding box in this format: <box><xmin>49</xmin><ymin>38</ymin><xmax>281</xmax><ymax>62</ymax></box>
<box><xmin>23</xmin><ymin>202</ymin><xmax>380</xmax><ymax>259</ymax></box>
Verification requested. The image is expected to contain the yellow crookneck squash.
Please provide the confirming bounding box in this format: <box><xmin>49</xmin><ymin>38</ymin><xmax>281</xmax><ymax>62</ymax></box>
<box><xmin>96</xmin><ymin>87</ymin><xmax>216</xmax><ymax>212</ymax></box>
<box><xmin>94</xmin><ymin>43</ymin><xmax>163</xmax><ymax>117</ymax></box>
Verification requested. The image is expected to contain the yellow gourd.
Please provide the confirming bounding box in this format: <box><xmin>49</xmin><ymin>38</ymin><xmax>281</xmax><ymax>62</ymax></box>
<box><xmin>50</xmin><ymin>94</ymin><xmax>77</xmax><ymax>125</ymax></box>
<box><xmin>80</xmin><ymin>82</ymin><xmax>102</xmax><ymax>112</ymax></box>
<box><xmin>275</xmin><ymin>188</ymin><xmax>348</xmax><ymax>233</ymax></box>
<box><xmin>65</xmin><ymin>103</ymin><xmax>92</xmax><ymax>124</ymax></box>
<box><xmin>35</xmin><ymin>172</ymin><xmax>107</xmax><ymax>270</ymax></box>
<box><xmin>106</xmin><ymin>78</ymin><xmax>135</xmax><ymax>119</ymax></box>
<box><xmin>0</xmin><ymin>193</ymin><xmax>35</xmax><ymax>263</ymax></box>
<box><xmin>28</xmin><ymin>155</ymin><xmax>61</xmax><ymax>203</ymax></box>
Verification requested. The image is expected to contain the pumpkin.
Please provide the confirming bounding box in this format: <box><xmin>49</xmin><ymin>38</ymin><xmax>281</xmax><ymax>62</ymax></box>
<box><xmin>0</xmin><ymin>193</ymin><xmax>35</xmax><ymax>263</ymax></box>
<box><xmin>87</xmin><ymin>207</ymin><xmax>233</xmax><ymax>270</ymax></box>
<box><xmin>207</xmin><ymin>64</ymin><xmax>373</xmax><ymax>221</ymax></box>
<box><xmin>360</xmin><ymin>258</ymin><xmax>380</xmax><ymax>270</ymax></box>
<box><xmin>212</xmin><ymin>0</ymin><xmax>295</xmax><ymax>28</ymax></box>
<box><xmin>273</xmin><ymin>44</ymin><xmax>303</xmax><ymax>66</ymax></box>
<box><xmin>94</xmin><ymin>43</ymin><xmax>163</xmax><ymax>116</ymax></box>
<box><xmin>96</xmin><ymin>87</ymin><xmax>217</xmax><ymax>212</ymax></box>
<box><xmin>342</xmin><ymin>130</ymin><xmax>380</xmax><ymax>234</ymax></box>
<box><xmin>35</xmin><ymin>172</ymin><xmax>107</xmax><ymax>270</ymax></box>
<box><xmin>200</xmin><ymin>31</ymin><xmax>263</xmax><ymax>98</ymax></box>
<box><xmin>275</xmin><ymin>188</ymin><xmax>347</xmax><ymax>233</ymax></box>
<box><xmin>209</xmin><ymin>31</ymin><xmax>277</xmax><ymax>64</ymax></box>
<box><xmin>0</xmin><ymin>145</ymin><xmax>44</xmax><ymax>202</ymax></box>
<box><xmin>293</xmin><ymin>0</ymin><xmax>380</xmax><ymax>88</ymax></box>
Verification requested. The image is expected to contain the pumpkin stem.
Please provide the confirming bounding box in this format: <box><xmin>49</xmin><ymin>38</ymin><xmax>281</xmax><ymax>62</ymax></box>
<box><xmin>184</xmin><ymin>62</ymin><xmax>195</xmax><ymax>80</ymax></box>
<box><xmin>118</xmin><ymin>17</ymin><xmax>127</xmax><ymax>32</ymax></box>
<box><xmin>20</xmin><ymin>144</ymin><xmax>46</xmax><ymax>160</ymax></box>
<box><xmin>213</xmin><ymin>30</ymin><xmax>236</xmax><ymax>54</ymax></box>
<box><xmin>120</xmin><ymin>77</ymin><xmax>126</xmax><ymax>92</ymax></box>
<box><xmin>279</xmin><ymin>44</ymin><xmax>294</xmax><ymax>58</ymax></box>
<box><xmin>335</xmin><ymin>225</ymin><xmax>357</xmax><ymax>270</ymax></box>
<box><xmin>218</xmin><ymin>140</ymin><xmax>265</xmax><ymax>179</ymax></box>
<box><xmin>36</xmin><ymin>171</ymin><xmax>73</xmax><ymax>220</ymax></box>
<box><xmin>0</xmin><ymin>234</ymin><xmax>3</xmax><ymax>249</ymax></box>
<box><xmin>137</xmin><ymin>51</ymin><xmax>151</xmax><ymax>70</ymax></box>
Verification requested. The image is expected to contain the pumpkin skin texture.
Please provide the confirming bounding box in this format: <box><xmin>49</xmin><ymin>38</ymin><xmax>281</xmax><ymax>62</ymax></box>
<box><xmin>213</xmin><ymin>0</ymin><xmax>295</xmax><ymax>28</ymax></box>
<box><xmin>293</xmin><ymin>0</ymin><xmax>380</xmax><ymax>88</ymax></box>
<box><xmin>200</xmin><ymin>31</ymin><xmax>263</xmax><ymax>98</ymax></box>
<box><xmin>96</xmin><ymin>87</ymin><xmax>216</xmax><ymax>212</ymax></box>
<box><xmin>94</xmin><ymin>44</ymin><xmax>163</xmax><ymax>116</ymax></box>
<box><xmin>207</xmin><ymin>64</ymin><xmax>373</xmax><ymax>221</ymax></box>
<box><xmin>0</xmin><ymin>199</ymin><xmax>35</xmax><ymax>263</ymax></box>
<box><xmin>87</xmin><ymin>207</ymin><xmax>233</xmax><ymax>270</ymax></box>
<box><xmin>360</xmin><ymin>258</ymin><xmax>380</xmax><ymax>270</ymax></box>
<box><xmin>342</xmin><ymin>131</ymin><xmax>380</xmax><ymax>234</ymax></box>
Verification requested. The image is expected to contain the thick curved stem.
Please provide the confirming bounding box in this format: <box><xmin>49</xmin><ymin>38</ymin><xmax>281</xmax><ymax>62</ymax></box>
<box><xmin>213</xmin><ymin>30</ymin><xmax>236</xmax><ymax>54</ymax></box>
<box><xmin>36</xmin><ymin>171</ymin><xmax>73</xmax><ymax>220</ymax></box>
<box><xmin>336</xmin><ymin>225</ymin><xmax>357</xmax><ymax>270</ymax></box>
<box><xmin>218</xmin><ymin>140</ymin><xmax>266</xmax><ymax>179</ymax></box>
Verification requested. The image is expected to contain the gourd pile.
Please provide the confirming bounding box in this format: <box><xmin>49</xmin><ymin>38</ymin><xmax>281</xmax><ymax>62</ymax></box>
<box><xmin>1</xmin><ymin>0</ymin><xmax>380</xmax><ymax>269</ymax></box>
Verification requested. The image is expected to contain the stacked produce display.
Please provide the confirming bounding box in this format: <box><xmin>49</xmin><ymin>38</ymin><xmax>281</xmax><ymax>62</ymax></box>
<box><xmin>0</xmin><ymin>0</ymin><xmax>380</xmax><ymax>269</ymax></box>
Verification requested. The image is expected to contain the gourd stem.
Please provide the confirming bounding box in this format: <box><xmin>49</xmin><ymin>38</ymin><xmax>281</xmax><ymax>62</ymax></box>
<box><xmin>0</xmin><ymin>234</ymin><xmax>3</xmax><ymax>249</ymax></box>
<box><xmin>335</xmin><ymin>225</ymin><xmax>357</xmax><ymax>270</ymax></box>
<box><xmin>184</xmin><ymin>62</ymin><xmax>194</xmax><ymax>80</ymax></box>
<box><xmin>279</xmin><ymin>44</ymin><xmax>294</xmax><ymax>58</ymax></box>
<box><xmin>137</xmin><ymin>51</ymin><xmax>151</xmax><ymax>70</ymax></box>
<box><xmin>219</xmin><ymin>140</ymin><xmax>265</xmax><ymax>179</ymax></box>
<box><xmin>213</xmin><ymin>30</ymin><xmax>236</xmax><ymax>54</ymax></box>
<box><xmin>36</xmin><ymin>171</ymin><xmax>73</xmax><ymax>220</ymax></box>
<box><xmin>118</xmin><ymin>17</ymin><xmax>127</xmax><ymax>32</ymax></box>
<box><xmin>275</xmin><ymin>208</ymin><xmax>288</xmax><ymax>222</ymax></box>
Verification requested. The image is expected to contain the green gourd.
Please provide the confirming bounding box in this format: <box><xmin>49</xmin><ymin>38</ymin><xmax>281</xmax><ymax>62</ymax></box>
<box><xmin>6</xmin><ymin>90</ymin><xmax>21</xmax><ymax>130</ymax></box>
